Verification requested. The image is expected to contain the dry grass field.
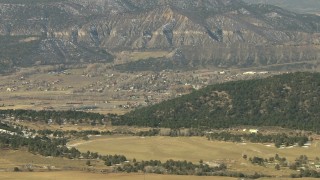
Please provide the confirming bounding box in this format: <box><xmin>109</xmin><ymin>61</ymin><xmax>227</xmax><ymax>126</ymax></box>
<box><xmin>0</xmin><ymin>89</ymin><xmax>132</xmax><ymax>115</ymax></box>
<box><xmin>0</xmin><ymin>172</ymin><xmax>238</xmax><ymax>180</ymax></box>
<box><xmin>0</xmin><ymin>67</ymin><xmax>136</xmax><ymax>115</ymax></box>
<box><xmin>129</xmin><ymin>51</ymin><xmax>169</xmax><ymax>61</ymax></box>
<box><xmin>68</xmin><ymin>136</ymin><xmax>320</xmax><ymax>176</ymax></box>
<box><xmin>0</xmin><ymin>171</ymin><xmax>319</xmax><ymax>180</ymax></box>
<box><xmin>1</xmin><ymin>147</ymin><xmax>316</xmax><ymax>179</ymax></box>
<box><xmin>0</xmin><ymin>149</ymin><xmax>105</xmax><ymax>170</ymax></box>
<box><xmin>69</xmin><ymin>136</ymin><xmax>320</xmax><ymax>162</ymax></box>
<box><xmin>114</xmin><ymin>50</ymin><xmax>169</xmax><ymax>64</ymax></box>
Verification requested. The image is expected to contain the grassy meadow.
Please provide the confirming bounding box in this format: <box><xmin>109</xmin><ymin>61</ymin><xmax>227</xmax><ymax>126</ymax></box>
<box><xmin>69</xmin><ymin>136</ymin><xmax>320</xmax><ymax>176</ymax></box>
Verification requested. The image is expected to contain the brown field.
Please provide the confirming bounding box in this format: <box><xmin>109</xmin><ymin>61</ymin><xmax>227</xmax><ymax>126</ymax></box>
<box><xmin>0</xmin><ymin>90</ymin><xmax>132</xmax><ymax>115</ymax></box>
<box><xmin>0</xmin><ymin>172</ymin><xmax>237</xmax><ymax>180</ymax></box>
<box><xmin>129</xmin><ymin>51</ymin><xmax>169</xmax><ymax>61</ymax></box>
<box><xmin>1</xmin><ymin>146</ymin><xmax>316</xmax><ymax>179</ymax></box>
<box><xmin>0</xmin><ymin>171</ymin><xmax>319</xmax><ymax>180</ymax></box>
<box><xmin>69</xmin><ymin>136</ymin><xmax>320</xmax><ymax>176</ymax></box>
<box><xmin>0</xmin><ymin>149</ymin><xmax>106</xmax><ymax>171</ymax></box>
<box><xmin>0</xmin><ymin>66</ymin><xmax>142</xmax><ymax>115</ymax></box>
<box><xmin>115</xmin><ymin>50</ymin><xmax>169</xmax><ymax>64</ymax></box>
<box><xmin>69</xmin><ymin>136</ymin><xmax>320</xmax><ymax>162</ymax></box>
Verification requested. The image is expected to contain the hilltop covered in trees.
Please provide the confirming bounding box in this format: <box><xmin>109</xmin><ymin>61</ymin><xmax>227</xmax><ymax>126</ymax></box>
<box><xmin>114</xmin><ymin>72</ymin><xmax>320</xmax><ymax>131</ymax></box>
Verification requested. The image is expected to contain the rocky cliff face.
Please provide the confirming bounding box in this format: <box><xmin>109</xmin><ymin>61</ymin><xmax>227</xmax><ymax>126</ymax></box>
<box><xmin>0</xmin><ymin>0</ymin><xmax>319</xmax><ymax>72</ymax></box>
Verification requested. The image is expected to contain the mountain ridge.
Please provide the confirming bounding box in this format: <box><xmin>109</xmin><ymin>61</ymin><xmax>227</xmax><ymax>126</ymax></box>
<box><xmin>0</xmin><ymin>0</ymin><xmax>319</xmax><ymax>72</ymax></box>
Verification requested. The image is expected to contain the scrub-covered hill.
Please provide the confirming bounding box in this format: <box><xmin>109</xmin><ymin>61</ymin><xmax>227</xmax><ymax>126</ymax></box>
<box><xmin>115</xmin><ymin>72</ymin><xmax>320</xmax><ymax>131</ymax></box>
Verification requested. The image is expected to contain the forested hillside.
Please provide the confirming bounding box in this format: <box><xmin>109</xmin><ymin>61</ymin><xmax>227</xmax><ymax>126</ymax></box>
<box><xmin>114</xmin><ymin>72</ymin><xmax>320</xmax><ymax>131</ymax></box>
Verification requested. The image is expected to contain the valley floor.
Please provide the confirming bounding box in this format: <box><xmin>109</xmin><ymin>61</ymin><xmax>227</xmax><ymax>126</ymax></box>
<box><xmin>1</xmin><ymin>135</ymin><xmax>319</xmax><ymax>179</ymax></box>
<box><xmin>68</xmin><ymin>136</ymin><xmax>320</xmax><ymax>177</ymax></box>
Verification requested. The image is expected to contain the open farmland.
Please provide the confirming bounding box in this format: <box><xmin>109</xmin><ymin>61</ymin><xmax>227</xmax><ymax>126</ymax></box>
<box><xmin>69</xmin><ymin>136</ymin><xmax>320</xmax><ymax>176</ymax></box>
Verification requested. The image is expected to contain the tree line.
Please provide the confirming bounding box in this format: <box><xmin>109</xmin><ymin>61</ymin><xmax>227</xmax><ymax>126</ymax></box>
<box><xmin>0</xmin><ymin>133</ymin><xmax>81</xmax><ymax>158</ymax></box>
<box><xmin>0</xmin><ymin>109</ymin><xmax>105</xmax><ymax>126</ymax></box>
<box><xmin>206</xmin><ymin>132</ymin><xmax>309</xmax><ymax>148</ymax></box>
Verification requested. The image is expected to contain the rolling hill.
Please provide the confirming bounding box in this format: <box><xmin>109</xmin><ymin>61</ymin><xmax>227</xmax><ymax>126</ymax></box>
<box><xmin>114</xmin><ymin>72</ymin><xmax>320</xmax><ymax>131</ymax></box>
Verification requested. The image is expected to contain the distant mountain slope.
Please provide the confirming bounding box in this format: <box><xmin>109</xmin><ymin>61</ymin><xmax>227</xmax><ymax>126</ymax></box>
<box><xmin>0</xmin><ymin>35</ymin><xmax>114</xmax><ymax>74</ymax></box>
<box><xmin>0</xmin><ymin>0</ymin><xmax>319</xmax><ymax>72</ymax></box>
<box><xmin>114</xmin><ymin>72</ymin><xmax>320</xmax><ymax>131</ymax></box>
<box><xmin>243</xmin><ymin>0</ymin><xmax>320</xmax><ymax>14</ymax></box>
